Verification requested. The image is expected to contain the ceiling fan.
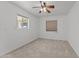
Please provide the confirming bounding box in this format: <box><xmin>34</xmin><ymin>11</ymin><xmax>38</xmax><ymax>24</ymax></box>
<box><xmin>32</xmin><ymin>1</ymin><xmax>55</xmax><ymax>13</ymax></box>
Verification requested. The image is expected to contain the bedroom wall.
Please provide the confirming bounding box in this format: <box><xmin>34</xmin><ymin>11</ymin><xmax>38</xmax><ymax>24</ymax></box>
<box><xmin>66</xmin><ymin>1</ymin><xmax>79</xmax><ymax>56</ymax></box>
<box><xmin>39</xmin><ymin>15</ymin><xmax>66</xmax><ymax>40</ymax></box>
<box><xmin>0</xmin><ymin>1</ymin><xmax>39</xmax><ymax>56</ymax></box>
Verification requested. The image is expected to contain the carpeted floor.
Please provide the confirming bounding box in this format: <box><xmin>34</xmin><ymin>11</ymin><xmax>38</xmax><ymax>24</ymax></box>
<box><xmin>1</xmin><ymin>38</ymin><xmax>78</xmax><ymax>58</ymax></box>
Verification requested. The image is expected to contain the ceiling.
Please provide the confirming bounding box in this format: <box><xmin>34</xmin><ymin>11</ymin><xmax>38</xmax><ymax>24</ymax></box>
<box><xmin>11</xmin><ymin>1</ymin><xmax>76</xmax><ymax>17</ymax></box>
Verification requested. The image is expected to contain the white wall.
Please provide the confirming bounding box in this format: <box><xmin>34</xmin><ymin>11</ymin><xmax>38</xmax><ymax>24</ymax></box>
<box><xmin>66</xmin><ymin>2</ymin><xmax>79</xmax><ymax>56</ymax></box>
<box><xmin>39</xmin><ymin>15</ymin><xmax>66</xmax><ymax>40</ymax></box>
<box><xmin>0</xmin><ymin>1</ymin><xmax>39</xmax><ymax>56</ymax></box>
<box><xmin>1</xmin><ymin>1</ymin><xmax>79</xmax><ymax>57</ymax></box>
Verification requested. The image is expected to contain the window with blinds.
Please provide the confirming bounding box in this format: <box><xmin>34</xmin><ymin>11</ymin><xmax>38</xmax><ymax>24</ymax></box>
<box><xmin>17</xmin><ymin>15</ymin><xmax>29</xmax><ymax>29</ymax></box>
<box><xmin>46</xmin><ymin>20</ymin><xmax>57</xmax><ymax>31</ymax></box>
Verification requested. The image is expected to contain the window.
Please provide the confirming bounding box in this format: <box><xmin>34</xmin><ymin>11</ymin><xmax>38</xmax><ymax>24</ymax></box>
<box><xmin>17</xmin><ymin>15</ymin><xmax>29</xmax><ymax>29</ymax></box>
<box><xmin>46</xmin><ymin>20</ymin><xmax>57</xmax><ymax>31</ymax></box>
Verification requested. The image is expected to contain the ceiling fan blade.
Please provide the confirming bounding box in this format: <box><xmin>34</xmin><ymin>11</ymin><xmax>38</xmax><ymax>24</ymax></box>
<box><xmin>39</xmin><ymin>10</ymin><xmax>41</xmax><ymax>13</ymax></box>
<box><xmin>43</xmin><ymin>2</ymin><xmax>46</xmax><ymax>7</ymax></box>
<box><xmin>46</xmin><ymin>8</ymin><xmax>51</xmax><ymax>13</ymax></box>
<box><xmin>47</xmin><ymin>5</ymin><xmax>55</xmax><ymax>8</ymax></box>
<box><xmin>40</xmin><ymin>1</ymin><xmax>43</xmax><ymax>8</ymax></box>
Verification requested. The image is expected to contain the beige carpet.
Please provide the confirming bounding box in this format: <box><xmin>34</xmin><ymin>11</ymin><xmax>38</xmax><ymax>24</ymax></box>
<box><xmin>1</xmin><ymin>38</ymin><xmax>78</xmax><ymax>58</ymax></box>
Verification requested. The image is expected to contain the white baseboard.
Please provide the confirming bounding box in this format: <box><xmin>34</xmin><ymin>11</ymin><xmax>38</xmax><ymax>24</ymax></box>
<box><xmin>39</xmin><ymin>37</ymin><xmax>67</xmax><ymax>41</ymax></box>
<box><xmin>68</xmin><ymin>40</ymin><xmax>79</xmax><ymax>57</ymax></box>
<box><xmin>0</xmin><ymin>38</ymin><xmax>37</xmax><ymax>56</ymax></box>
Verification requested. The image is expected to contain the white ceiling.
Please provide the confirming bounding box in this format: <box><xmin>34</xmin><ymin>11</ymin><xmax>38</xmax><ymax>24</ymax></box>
<box><xmin>11</xmin><ymin>1</ymin><xmax>76</xmax><ymax>17</ymax></box>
